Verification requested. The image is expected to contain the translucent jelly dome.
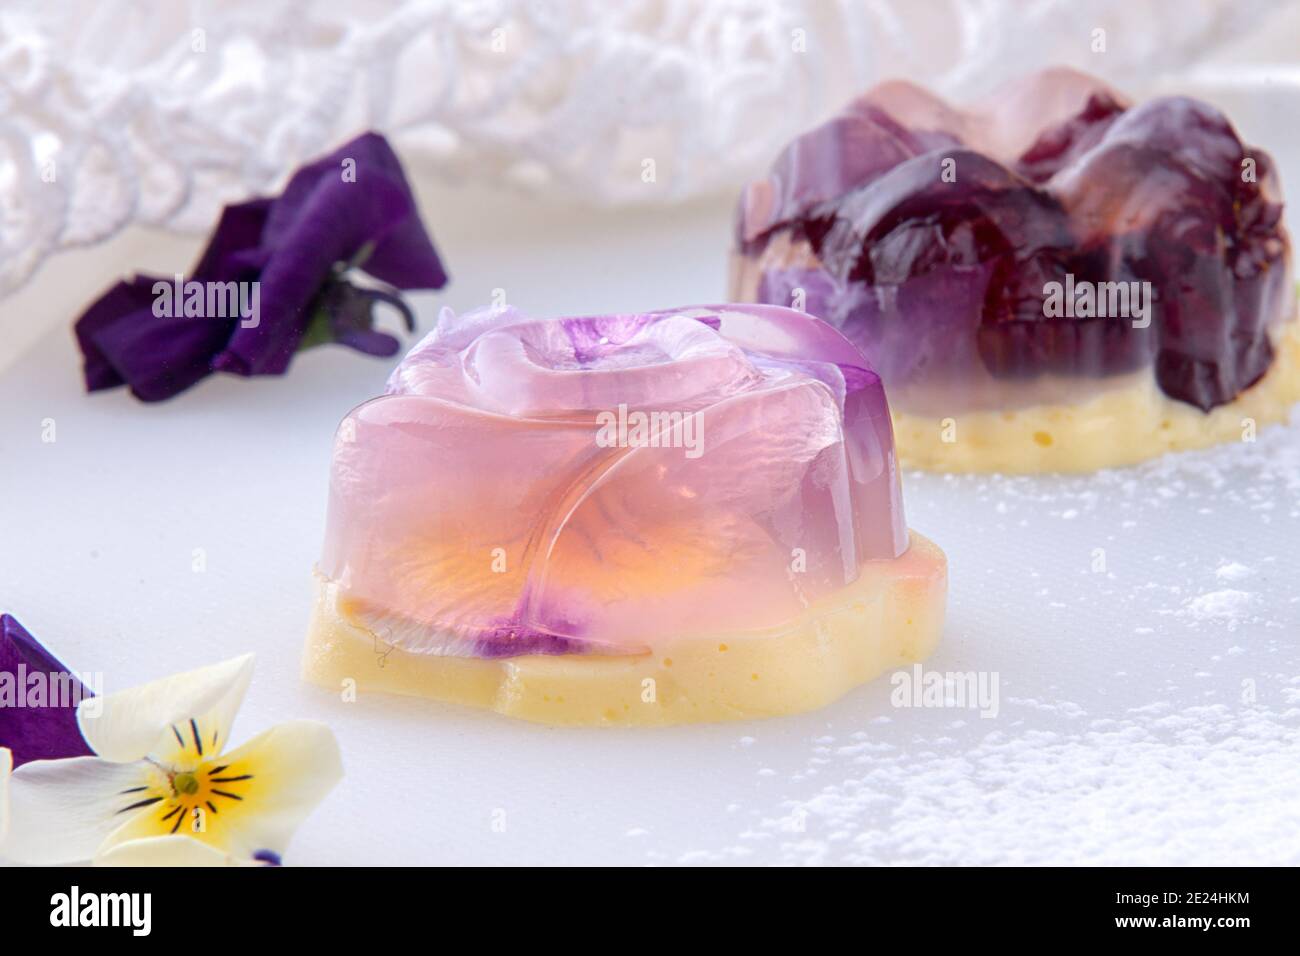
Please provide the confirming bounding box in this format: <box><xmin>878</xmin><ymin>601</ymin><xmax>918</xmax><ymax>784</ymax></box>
<box><xmin>319</xmin><ymin>304</ymin><xmax>906</xmax><ymax>658</ymax></box>
<box><xmin>731</xmin><ymin>68</ymin><xmax>1294</xmax><ymax>414</ymax></box>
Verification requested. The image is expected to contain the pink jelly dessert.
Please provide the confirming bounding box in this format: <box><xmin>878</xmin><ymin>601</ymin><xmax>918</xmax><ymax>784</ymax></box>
<box><xmin>731</xmin><ymin>68</ymin><xmax>1298</xmax><ymax>471</ymax></box>
<box><xmin>305</xmin><ymin>304</ymin><xmax>946</xmax><ymax>724</ymax></box>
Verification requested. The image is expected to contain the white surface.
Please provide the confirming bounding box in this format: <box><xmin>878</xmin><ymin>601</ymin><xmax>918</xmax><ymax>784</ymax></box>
<box><xmin>2</xmin><ymin>184</ymin><xmax>1298</xmax><ymax>866</ymax></box>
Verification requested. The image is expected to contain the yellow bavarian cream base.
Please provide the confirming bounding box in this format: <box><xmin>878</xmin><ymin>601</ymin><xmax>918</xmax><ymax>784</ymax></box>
<box><xmin>893</xmin><ymin>322</ymin><xmax>1300</xmax><ymax>474</ymax></box>
<box><xmin>302</xmin><ymin>533</ymin><xmax>947</xmax><ymax>726</ymax></box>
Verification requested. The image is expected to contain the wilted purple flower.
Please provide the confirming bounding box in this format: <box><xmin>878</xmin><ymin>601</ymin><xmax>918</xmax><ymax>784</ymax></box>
<box><xmin>74</xmin><ymin>132</ymin><xmax>448</xmax><ymax>402</ymax></box>
<box><xmin>0</xmin><ymin>614</ymin><xmax>94</xmax><ymax>767</ymax></box>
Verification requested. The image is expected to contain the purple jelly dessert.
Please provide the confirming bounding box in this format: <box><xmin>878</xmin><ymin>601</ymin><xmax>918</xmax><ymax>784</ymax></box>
<box><xmin>732</xmin><ymin>68</ymin><xmax>1297</xmax><ymax>471</ymax></box>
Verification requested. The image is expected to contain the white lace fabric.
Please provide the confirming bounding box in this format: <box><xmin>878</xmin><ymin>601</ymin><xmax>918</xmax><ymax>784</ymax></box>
<box><xmin>0</xmin><ymin>0</ymin><xmax>1292</xmax><ymax>302</ymax></box>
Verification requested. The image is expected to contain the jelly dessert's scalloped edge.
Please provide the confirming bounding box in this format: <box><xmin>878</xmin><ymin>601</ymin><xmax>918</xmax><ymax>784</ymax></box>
<box><xmin>300</xmin><ymin>533</ymin><xmax>947</xmax><ymax>727</ymax></box>
<box><xmin>891</xmin><ymin>313</ymin><xmax>1300</xmax><ymax>474</ymax></box>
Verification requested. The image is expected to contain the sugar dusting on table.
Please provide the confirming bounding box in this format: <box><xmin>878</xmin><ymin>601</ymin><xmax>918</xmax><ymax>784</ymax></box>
<box><xmin>652</xmin><ymin>416</ymin><xmax>1300</xmax><ymax>865</ymax></box>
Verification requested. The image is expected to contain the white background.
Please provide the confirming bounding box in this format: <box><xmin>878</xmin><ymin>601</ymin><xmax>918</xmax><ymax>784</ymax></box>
<box><xmin>2</xmin><ymin>177</ymin><xmax>1298</xmax><ymax>865</ymax></box>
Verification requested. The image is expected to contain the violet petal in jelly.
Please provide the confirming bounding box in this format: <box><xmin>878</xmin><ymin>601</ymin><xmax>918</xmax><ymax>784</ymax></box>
<box><xmin>733</xmin><ymin>70</ymin><xmax>1293</xmax><ymax>413</ymax></box>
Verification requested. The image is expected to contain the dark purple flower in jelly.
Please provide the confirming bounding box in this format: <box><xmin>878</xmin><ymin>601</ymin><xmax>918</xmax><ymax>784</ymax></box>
<box><xmin>74</xmin><ymin>132</ymin><xmax>448</xmax><ymax>402</ymax></box>
<box><xmin>0</xmin><ymin>614</ymin><xmax>94</xmax><ymax>767</ymax></box>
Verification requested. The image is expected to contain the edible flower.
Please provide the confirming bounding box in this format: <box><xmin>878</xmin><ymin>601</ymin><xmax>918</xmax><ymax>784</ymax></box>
<box><xmin>0</xmin><ymin>614</ymin><xmax>94</xmax><ymax>766</ymax></box>
<box><xmin>74</xmin><ymin>131</ymin><xmax>448</xmax><ymax>401</ymax></box>
<box><xmin>0</xmin><ymin>654</ymin><xmax>342</xmax><ymax>866</ymax></box>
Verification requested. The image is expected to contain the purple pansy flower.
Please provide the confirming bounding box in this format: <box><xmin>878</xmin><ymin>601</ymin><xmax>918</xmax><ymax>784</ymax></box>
<box><xmin>74</xmin><ymin>131</ymin><xmax>448</xmax><ymax>402</ymax></box>
<box><xmin>0</xmin><ymin>614</ymin><xmax>94</xmax><ymax>767</ymax></box>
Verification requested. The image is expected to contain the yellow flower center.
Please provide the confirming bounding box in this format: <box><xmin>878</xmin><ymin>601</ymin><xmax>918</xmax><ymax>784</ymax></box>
<box><xmin>113</xmin><ymin>719</ymin><xmax>256</xmax><ymax>842</ymax></box>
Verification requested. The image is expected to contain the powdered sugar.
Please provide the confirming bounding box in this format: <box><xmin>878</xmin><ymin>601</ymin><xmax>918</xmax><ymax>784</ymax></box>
<box><xmin>1216</xmin><ymin>561</ymin><xmax>1255</xmax><ymax>581</ymax></box>
<box><xmin>650</xmin><ymin>416</ymin><xmax>1300</xmax><ymax>865</ymax></box>
<box><xmin>1182</xmin><ymin>589</ymin><xmax>1256</xmax><ymax>623</ymax></box>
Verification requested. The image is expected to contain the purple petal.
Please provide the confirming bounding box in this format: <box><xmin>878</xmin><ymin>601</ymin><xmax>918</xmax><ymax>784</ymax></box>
<box><xmin>264</xmin><ymin>132</ymin><xmax>448</xmax><ymax>290</ymax></box>
<box><xmin>558</xmin><ymin>314</ymin><xmax>659</xmax><ymax>364</ymax></box>
<box><xmin>73</xmin><ymin>278</ymin><xmax>157</xmax><ymax>392</ymax></box>
<box><xmin>334</xmin><ymin>327</ymin><xmax>402</xmax><ymax>357</ymax></box>
<box><xmin>192</xmin><ymin>199</ymin><xmax>274</xmax><ymax>281</ymax></box>
<box><xmin>217</xmin><ymin>136</ymin><xmax>432</xmax><ymax>375</ymax></box>
<box><xmin>737</xmin><ymin>103</ymin><xmax>960</xmax><ymax>247</ymax></box>
<box><xmin>75</xmin><ymin>131</ymin><xmax>446</xmax><ymax>398</ymax></box>
<box><xmin>74</xmin><ymin>277</ymin><xmax>233</xmax><ymax>401</ymax></box>
<box><xmin>0</xmin><ymin>615</ymin><xmax>94</xmax><ymax>767</ymax></box>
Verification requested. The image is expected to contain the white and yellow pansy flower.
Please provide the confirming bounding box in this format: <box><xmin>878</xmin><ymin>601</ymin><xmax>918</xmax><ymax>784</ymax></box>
<box><xmin>0</xmin><ymin>654</ymin><xmax>342</xmax><ymax>866</ymax></box>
